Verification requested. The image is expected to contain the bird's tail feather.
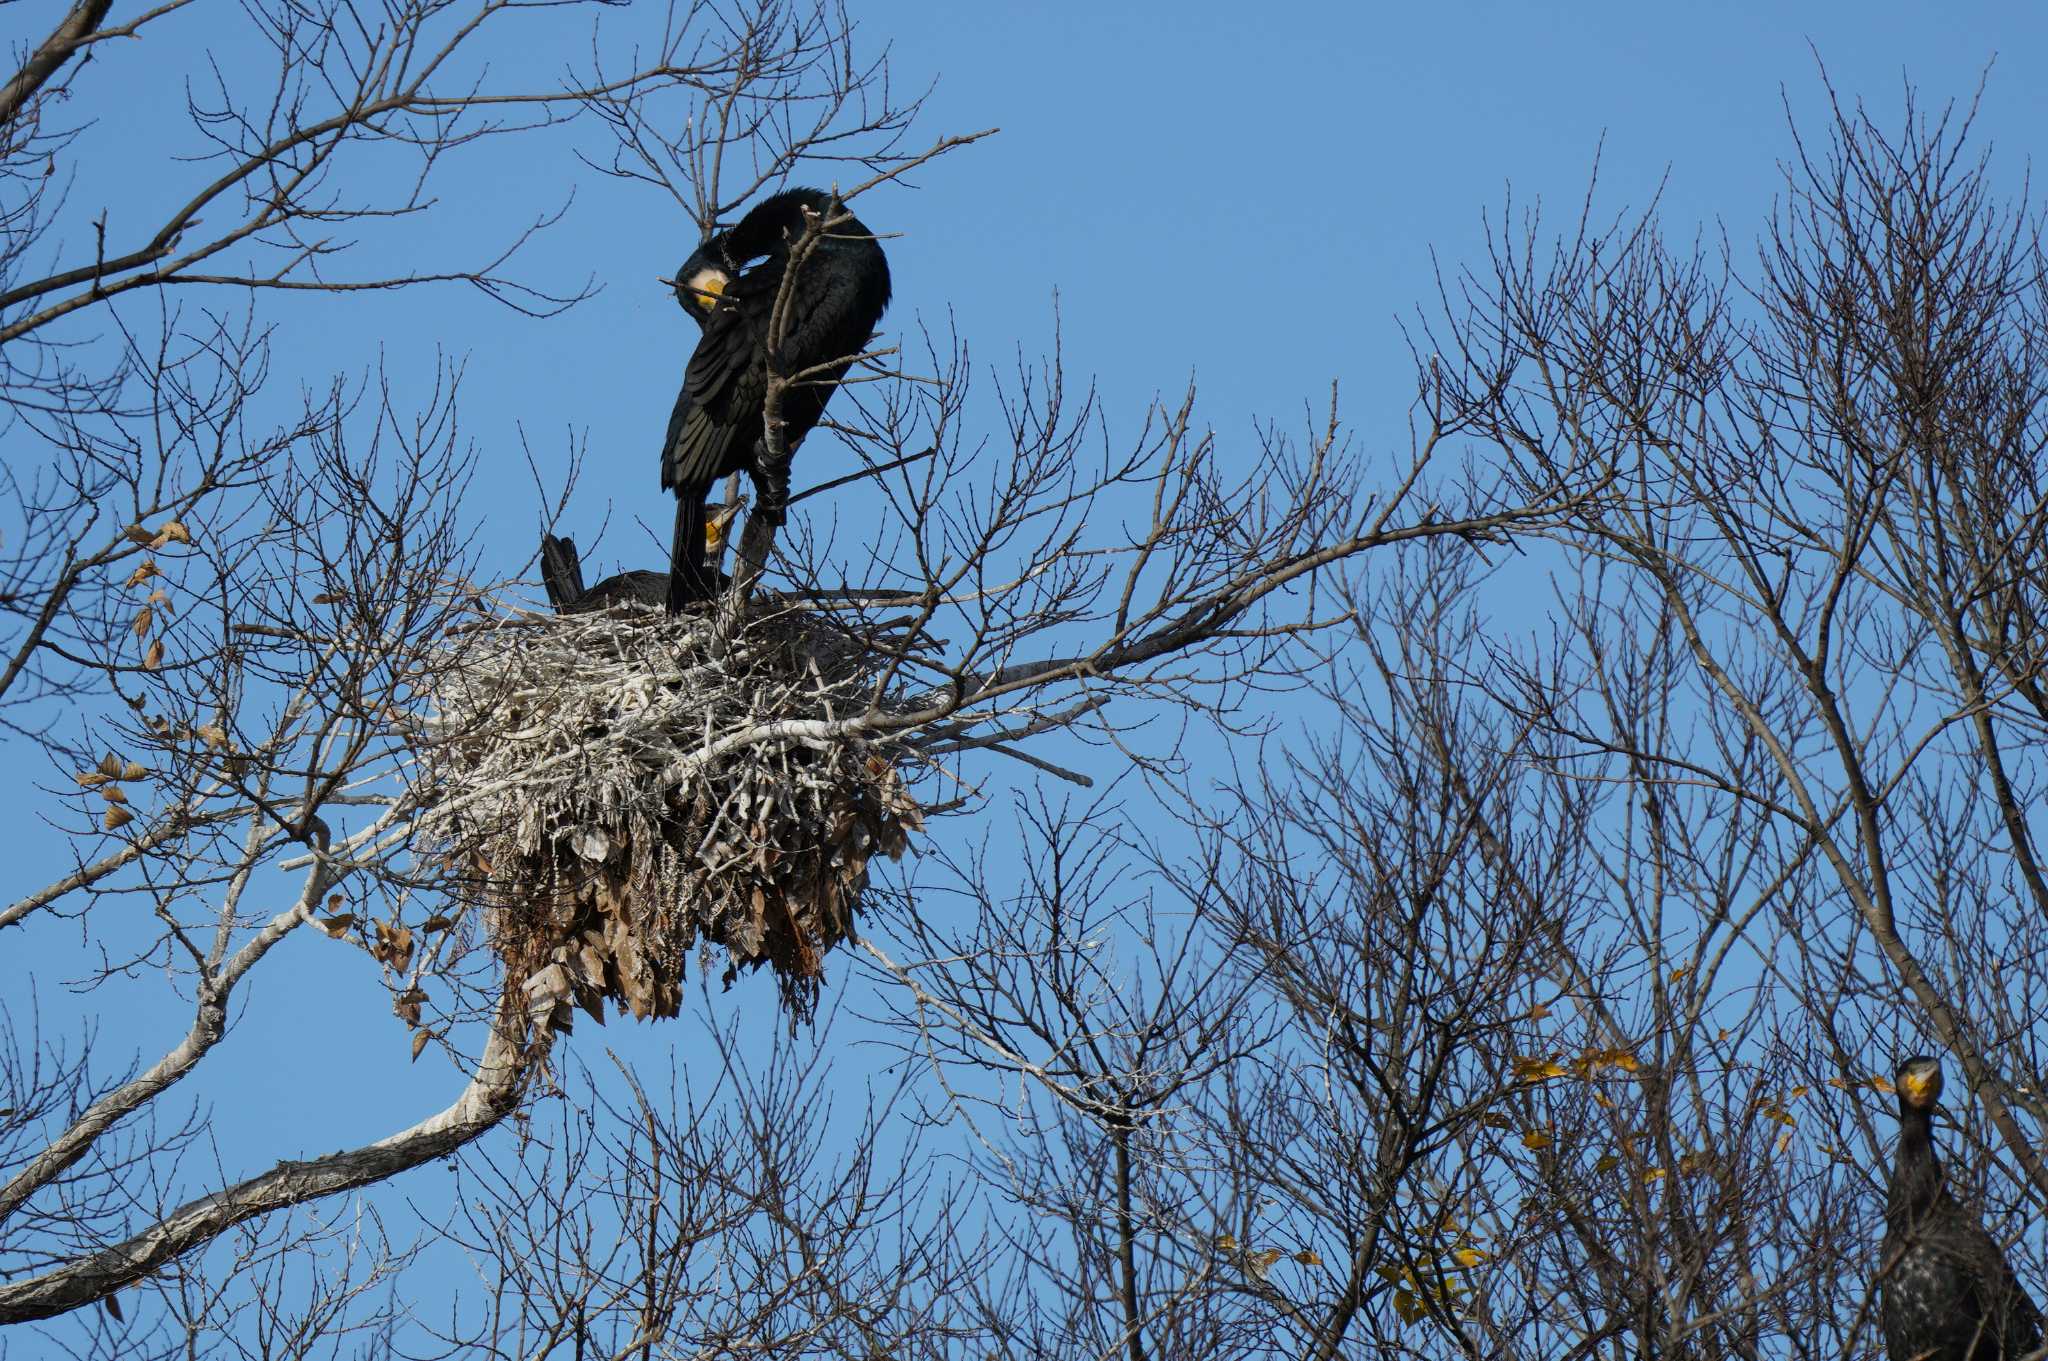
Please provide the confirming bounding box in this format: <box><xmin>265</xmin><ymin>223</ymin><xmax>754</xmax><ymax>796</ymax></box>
<box><xmin>666</xmin><ymin>498</ymin><xmax>712</xmax><ymax>612</ymax></box>
<box><xmin>540</xmin><ymin>534</ymin><xmax>584</xmax><ymax>612</ymax></box>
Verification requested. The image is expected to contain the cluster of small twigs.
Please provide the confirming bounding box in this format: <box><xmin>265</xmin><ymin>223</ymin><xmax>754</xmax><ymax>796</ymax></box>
<box><xmin>416</xmin><ymin>601</ymin><xmax>922</xmax><ymax>1028</ymax></box>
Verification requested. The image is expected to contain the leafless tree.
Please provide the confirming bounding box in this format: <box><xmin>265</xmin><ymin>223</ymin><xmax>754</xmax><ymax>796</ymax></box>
<box><xmin>784</xmin><ymin>79</ymin><xmax>2048</xmax><ymax>1361</ymax></box>
<box><xmin>0</xmin><ymin>0</ymin><xmax>1595</xmax><ymax>1352</ymax></box>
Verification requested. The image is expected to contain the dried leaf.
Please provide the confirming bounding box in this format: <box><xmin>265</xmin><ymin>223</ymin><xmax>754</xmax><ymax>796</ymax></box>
<box><xmin>98</xmin><ymin>752</ymin><xmax>122</xmax><ymax>778</ymax></box>
<box><xmin>1520</xmin><ymin>1129</ymin><xmax>1554</xmax><ymax>1150</ymax></box>
<box><xmin>75</xmin><ymin>771</ymin><xmax>111</xmax><ymax>787</ymax></box>
<box><xmin>123</xmin><ymin>524</ymin><xmax>157</xmax><ymax>546</ymax></box>
<box><xmin>393</xmin><ymin>987</ymin><xmax>427</xmax><ymax>1027</ymax></box>
<box><xmin>104</xmin><ymin>1292</ymin><xmax>123</xmax><ymax>1323</ymax></box>
<box><xmin>131</xmin><ymin>606</ymin><xmax>153</xmax><ymax>639</ymax></box>
<box><xmin>99</xmin><ymin>784</ymin><xmax>127</xmax><ymax>804</ymax></box>
<box><xmin>420</xmin><ymin>915</ymin><xmax>455</xmax><ymax>933</ymax></box>
<box><xmin>102</xmin><ymin>806</ymin><xmax>133</xmax><ymax>831</ymax></box>
<box><xmin>1214</xmin><ymin>1233</ymin><xmax>1238</xmax><ymax>1252</ymax></box>
<box><xmin>143</xmin><ymin>639</ymin><xmax>164</xmax><ymax>670</ymax></box>
<box><xmin>151</xmin><ymin>520</ymin><xmax>192</xmax><ymax>548</ymax></box>
<box><xmin>318</xmin><ymin>914</ymin><xmax>358</xmax><ymax>937</ymax></box>
<box><xmin>1511</xmin><ymin>1056</ymin><xmax>1569</xmax><ymax>1083</ymax></box>
<box><xmin>124</xmin><ymin>560</ymin><xmax>159</xmax><ymax>588</ymax></box>
<box><xmin>1292</xmin><ymin>1248</ymin><xmax>1322</xmax><ymax>1266</ymax></box>
<box><xmin>122</xmin><ymin>761</ymin><xmax>148</xmax><ymax>781</ymax></box>
<box><xmin>1246</xmin><ymin>1247</ymin><xmax>1284</xmax><ymax>1281</ymax></box>
<box><xmin>1477</xmin><ymin>1112</ymin><xmax>1515</xmax><ymax>1130</ymax></box>
<box><xmin>197</xmin><ymin>724</ymin><xmax>228</xmax><ymax>750</ymax></box>
<box><xmin>410</xmin><ymin>1029</ymin><xmax>431</xmax><ymax>1062</ymax></box>
<box><xmin>1527</xmin><ymin>1002</ymin><xmax>1551</xmax><ymax>1020</ymax></box>
<box><xmin>1593</xmin><ymin>1153</ymin><xmax>1621</xmax><ymax>1174</ymax></box>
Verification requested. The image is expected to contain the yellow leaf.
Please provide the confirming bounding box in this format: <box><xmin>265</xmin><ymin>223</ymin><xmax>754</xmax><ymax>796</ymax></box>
<box><xmin>1788</xmin><ymin>1085</ymin><xmax>1809</xmax><ymax>1100</ymax></box>
<box><xmin>1591</xmin><ymin>1090</ymin><xmax>1616</xmax><ymax>1109</ymax></box>
<box><xmin>1451</xmin><ymin>1247</ymin><xmax>1487</xmax><ymax>1268</ymax></box>
<box><xmin>1593</xmin><ymin>1154</ymin><xmax>1621</xmax><ymax>1174</ymax></box>
<box><xmin>1521</xmin><ymin>1129</ymin><xmax>1554</xmax><ymax>1150</ymax></box>
<box><xmin>1292</xmin><ymin>1248</ymin><xmax>1322</xmax><ymax>1266</ymax></box>
<box><xmin>1393</xmin><ymin>1287</ymin><xmax>1423</xmax><ymax>1323</ymax></box>
<box><xmin>144</xmin><ymin>639</ymin><xmax>164</xmax><ymax>670</ymax></box>
<box><xmin>124</xmin><ymin>560</ymin><xmax>159</xmax><ymax>588</ymax></box>
<box><xmin>1642</xmin><ymin>1168</ymin><xmax>1667</xmax><ymax>1183</ymax></box>
<box><xmin>1669</xmin><ymin>966</ymin><xmax>1690</xmax><ymax>984</ymax></box>
<box><xmin>1246</xmin><ymin>1247</ymin><xmax>1284</xmax><ymax>1280</ymax></box>
<box><xmin>1512</xmin><ymin>1056</ymin><xmax>1569</xmax><ymax>1082</ymax></box>
<box><xmin>1758</xmin><ymin>1104</ymin><xmax>1796</xmax><ymax>1128</ymax></box>
<box><xmin>1775</xmin><ymin>1128</ymin><xmax>1794</xmax><ymax>1155</ymax></box>
<box><xmin>1478</xmin><ymin>1112</ymin><xmax>1515</xmax><ymax>1130</ymax></box>
<box><xmin>103</xmin><ymin>806</ymin><xmax>133</xmax><ymax>831</ymax></box>
<box><xmin>1678</xmin><ymin>1150</ymin><xmax>1711</xmax><ymax>1175</ymax></box>
<box><xmin>1873</xmin><ymin>1076</ymin><xmax>1895</xmax><ymax>1094</ymax></box>
<box><xmin>1214</xmin><ymin>1233</ymin><xmax>1238</xmax><ymax>1253</ymax></box>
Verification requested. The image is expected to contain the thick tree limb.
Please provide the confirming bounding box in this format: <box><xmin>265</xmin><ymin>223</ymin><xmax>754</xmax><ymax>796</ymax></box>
<box><xmin>0</xmin><ymin>0</ymin><xmax>113</xmax><ymax>131</ymax></box>
<box><xmin>0</xmin><ymin>1013</ymin><xmax>548</xmax><ymax>1323</ymax></box>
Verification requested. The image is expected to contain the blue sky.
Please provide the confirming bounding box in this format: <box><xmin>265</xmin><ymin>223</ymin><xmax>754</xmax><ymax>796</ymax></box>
<box><xmin>6</xmin><ymin>0</ymin><xmax>2048</xmax><ymax>1348</ymax></box>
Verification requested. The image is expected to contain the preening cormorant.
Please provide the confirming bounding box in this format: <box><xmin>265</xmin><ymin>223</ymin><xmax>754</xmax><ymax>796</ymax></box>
<box><xmin>1880</xmin><ymin>1055</ymin><xmax>2042</xmax><ymax>1361</ymax></box>
<box><xmin>660</xmin><ymin>187</ymin><xmax>892</xmax><ymax>610</ymax></box>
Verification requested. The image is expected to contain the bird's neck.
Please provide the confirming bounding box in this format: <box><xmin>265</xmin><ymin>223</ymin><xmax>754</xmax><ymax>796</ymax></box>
<box><xmin>1891</xmin><ymin>1106</ymin><xmax>1944</xmax><ymax>1218</ymax></box>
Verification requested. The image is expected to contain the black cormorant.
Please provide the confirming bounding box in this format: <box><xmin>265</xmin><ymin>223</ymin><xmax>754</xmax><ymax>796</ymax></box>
<box><xmin>1879</xmin><ymin>1055</ymin><xmax>2042</xmax><ymax>1361</ymax></box>
<box><xmin>659</xmin><ymin>187</ymin><xmax>892</xmax><ymax>610</ymax></box>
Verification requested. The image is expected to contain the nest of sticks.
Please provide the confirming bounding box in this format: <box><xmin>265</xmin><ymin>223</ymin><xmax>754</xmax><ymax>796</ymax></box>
<box><xmin>415</xmin><ymin>600</ymin><xmax>923</xmax><ymax>1030</ymax></box>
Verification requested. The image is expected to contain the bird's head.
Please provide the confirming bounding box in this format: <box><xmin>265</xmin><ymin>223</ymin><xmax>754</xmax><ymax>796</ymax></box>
<box><xmin>673</xmin><ymin>240</ymin><xmax>732</xmax><ymax>322</ymax></box>
<box><xmin>1896</xmin><ymin>1055</ymin><xmax>1944</xmax><ymax>1112</ymax></box>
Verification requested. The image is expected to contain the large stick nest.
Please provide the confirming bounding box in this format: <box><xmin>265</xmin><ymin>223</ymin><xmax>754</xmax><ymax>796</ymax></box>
<box><xmin>415</xmin><ymin>602</ymin><xmax>923</xmax><ymax>1029</ymax></box>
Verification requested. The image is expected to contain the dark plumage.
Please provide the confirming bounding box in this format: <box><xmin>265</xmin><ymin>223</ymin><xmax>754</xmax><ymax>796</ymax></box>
<box><xmin>1880</xmin><ymin>1055</ymin><xmax>2042</xmax><ymax>1361</ymax></box>
<box><xmin>540</xmin><ymin>533</ymin><xmax>699</xmax><ymax>613</ymax></box>
<box><xmin>659</xmin><ymin>187</ymin><xmax>891</xmax><ymax>610</ymax></box>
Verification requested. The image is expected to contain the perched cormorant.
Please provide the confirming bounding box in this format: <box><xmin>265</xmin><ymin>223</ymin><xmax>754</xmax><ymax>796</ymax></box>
<box><xmin>659</xmin><ymin>187</ymin><xmax>891</xmax><ymax>610</ymax></box>
<box><xmin>1880</xmin><ymin>1055</ymin><xmax>2042</xmax><ymax>1361</ymax></box>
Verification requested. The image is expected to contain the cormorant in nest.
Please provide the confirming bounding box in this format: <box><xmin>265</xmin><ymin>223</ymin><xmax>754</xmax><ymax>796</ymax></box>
<box><xmin>540</xmin><ymin>510</ymin><xmax>741</xmax><ymax>614</ymax></box>
<box><xmin>1880</xmin><ymin>1055</ymin><xmax>2042</xmax><ymax>1361</ymax></box>
<box><xmin>660</xmin><ymin>187</ymin><xmax>892</xmax><ymax>611</ymax></box>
